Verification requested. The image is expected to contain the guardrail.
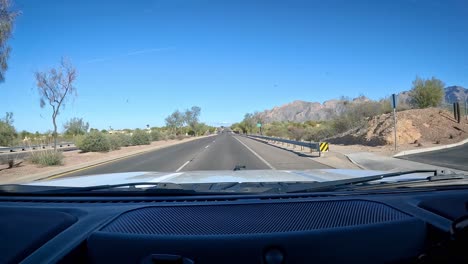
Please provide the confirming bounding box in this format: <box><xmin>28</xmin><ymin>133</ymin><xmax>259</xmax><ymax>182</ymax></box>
<box><xmin>0</xmin><ymin>142</ymin><xmax>75</xmax><ymax>153</ymax></box>
<box><xmin>246</xmin><ymin>134</ymin><xmax>329</xmax><ymax>157</ymax></box>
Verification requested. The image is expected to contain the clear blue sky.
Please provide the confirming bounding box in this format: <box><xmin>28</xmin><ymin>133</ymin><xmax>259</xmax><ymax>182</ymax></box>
<box><xmin>3</xmin><ymin>0</ymin><xmax>468</xmax><ymax>132</ymax></box>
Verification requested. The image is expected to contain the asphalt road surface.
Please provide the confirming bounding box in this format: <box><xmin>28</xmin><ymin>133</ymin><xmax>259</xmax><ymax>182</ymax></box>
<box><xmin>398</xmin><ymin>143</ymin><xmax>468</xmax><ymax>171</ymax></box>
<box><xmin>64</xmin><ymin>133</ymin><xmax>331</xmax><ymax>177</ymax></box>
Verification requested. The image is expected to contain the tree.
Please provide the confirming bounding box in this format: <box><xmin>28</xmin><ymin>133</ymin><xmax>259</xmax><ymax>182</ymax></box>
<box><xmin>165</xmin><ymin>110</ymin><xmax>184</xmax><ymax>134</ymax></box>
<box><xmin>35</xmin><ymin>58</ymin><xmax>77</xmax><ymax>150</ymax></box>
<box><xmin>0</xmin><ymin>112</ymin><xmax>16</xmax><ymax>146</ymax></box>
<box><xmin>409</xmin><ymin>76</ymin><xmax>445</xmax><ymax>108</ymax></box>
<box><xmin>0</xmin><ymin>0</ymin><xmax>18</xmax><ymax>83</ymax></box>
<box><xmin>63</xmin><ymin>117</ymin><xmax>89</xmax><ymax>136</ymax></box>
<box><xmin>184</xmin><ymin>106</ymin><xmax>201</xmax><ymax>135</ymax></box>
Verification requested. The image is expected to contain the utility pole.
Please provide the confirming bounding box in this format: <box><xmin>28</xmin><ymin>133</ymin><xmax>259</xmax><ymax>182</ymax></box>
<box><xmin>392</xmin><ymin>94</ymin><xmax>397</xmax><ymax>151</ymax></box>
<box><xmin>465</xmin><ymin>95</ymin><xmax>467</xmax><ymax>121</ymax></box>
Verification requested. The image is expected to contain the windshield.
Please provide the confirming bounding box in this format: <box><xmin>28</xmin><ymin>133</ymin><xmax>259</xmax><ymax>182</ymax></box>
<box><xmin>0</xmin><ymin>0</ymin><xmax>467</xmax><ymax>192</ymax></box>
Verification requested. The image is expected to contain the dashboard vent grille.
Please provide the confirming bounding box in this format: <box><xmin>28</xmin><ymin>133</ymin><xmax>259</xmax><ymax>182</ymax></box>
<box><xmin>101</xmin><ymin>200</ymin><xmax>411</xmax><ymax>235</ymax></box>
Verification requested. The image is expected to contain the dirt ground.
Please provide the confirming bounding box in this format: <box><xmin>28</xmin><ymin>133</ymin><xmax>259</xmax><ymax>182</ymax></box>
<box><xmin>330</xmin><ymin>108</ymin><xmax>468</xmax><ymax>147</ymax></box>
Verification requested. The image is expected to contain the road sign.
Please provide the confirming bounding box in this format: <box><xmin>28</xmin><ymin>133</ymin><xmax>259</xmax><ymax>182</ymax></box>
<box><xmin>391</xmin><ymin>94</ymin><xmax>397</xmax><ymax>109</ymax></box>
<box><xmin>319</xmin><ymin>142</ymin><xmax>329</xmax><ymax>152</ymax></box>
<box><xmin>256</xmin><ymin>123</ymin><xmax>262</xmax><ymax>128</ymax></box>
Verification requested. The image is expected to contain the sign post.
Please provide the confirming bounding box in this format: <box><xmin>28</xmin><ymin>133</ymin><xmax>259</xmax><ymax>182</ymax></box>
<box><xmin>391</xmin><ymin>94</ymin><xmax>397</xmax><ymax>151</ymax></box>
<box><xmin>256</xmin><ymin>123</ymin><xmax>262</xmax><ymax>135</ymax></box>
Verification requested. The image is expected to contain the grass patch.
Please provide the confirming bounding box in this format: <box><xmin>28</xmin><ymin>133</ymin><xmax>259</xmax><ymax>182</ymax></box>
<box><xmin>30</xmin><ymin>150</ymin><xmax>64</xmax><ymax>166</ymax></box>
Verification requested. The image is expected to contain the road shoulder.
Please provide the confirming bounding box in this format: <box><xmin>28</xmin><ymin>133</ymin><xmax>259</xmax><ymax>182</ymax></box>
<box><xmin>0</xmin><ymin>135</ymin><xmax>216</xmax><ymax>184</ymax></box>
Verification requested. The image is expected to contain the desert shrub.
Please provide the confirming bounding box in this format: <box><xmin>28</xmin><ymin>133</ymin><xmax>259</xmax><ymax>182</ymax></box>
<box><xmin>108</xmin><ymin>134</ymin><xmax>122</xmax><ymax>150</ymax></box>
<box><xmin>30</xmin><ymin>150</ymin><xmax>64</xmax><ymax>166</ymax></box>
<box><xmin>72</xmin><ymin>134</ymin><xmax>85</xmax><ymax>146</ymax></box>
<box><xmin>332</xmin><ymin>117</ymin><xmax>356</xmax><ymax>134</ymax></box>
<box><xmin>265</xmin><ymin>122</ymin><xmax>288</xmax><ymax>138</ymax></box>
<box><xmin>176</xmin><ymin>134</ymin><xmax>186</xmax><ymax>140</ymax></box>
<box><xmin>304</xmin><ymin>126</ymin><xmax>334</xmax><ymax>142</ymax></box>
<box><xmin>409</xmin><ymin>77</ymin><xmax>444</xmax><ymax>108</ymax></box>
<box><xmin>158</xmin><ymin>131</ymin><xmax>169</xmax><ymax>140</ymax></box>
<box><xmin>132</xmin><ymin>129</ymin><xmax>151</xmax><ymax>145</ymax></box>
<box><xmin>168</xmin><ymin>134</ymin><xmax>176</xmax><ymax>140</ymax></box>
<box><xmin>287</xmin><ymin>127</ymin><xmax>305</xmax><ymax>141</ymax></box>
<box><xmin>76</xmin><ymin>131</ymin><xmax>111</xmax><ymax>152</ymax></box>
<box><xmin>115</xmin><ymin>133</ymin><xmax>133</xmax><ymax>147</ymax></box>
<box><xmin>150</xmin><ymin>130</ymin><xmax>162</xmax><ymax>141</ymax></box>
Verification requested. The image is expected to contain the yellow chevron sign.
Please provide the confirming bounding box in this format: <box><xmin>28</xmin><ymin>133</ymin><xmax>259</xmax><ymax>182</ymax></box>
<box><xmin>319</xmin><ymin>142</ymin><xmax>329</xmax><ymax>152</ymax></box>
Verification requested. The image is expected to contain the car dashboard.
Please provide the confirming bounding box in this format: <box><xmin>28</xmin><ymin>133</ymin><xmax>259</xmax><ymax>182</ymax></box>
<box><xmin>1</xmin><ymin>188</ymin><xmax>467</xmax><ymax>264</ymax></box>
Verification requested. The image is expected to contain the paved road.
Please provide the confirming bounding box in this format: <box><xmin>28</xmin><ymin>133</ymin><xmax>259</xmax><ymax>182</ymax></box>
<box><xmin>64</xmin><ymin>133</ymin><xmax>331</xmax><ymax>177</ymax></box>
<box><xmin>398</xmin><ymin>143</ymin><xmax>468</xmax><ymax>171</ymax></box>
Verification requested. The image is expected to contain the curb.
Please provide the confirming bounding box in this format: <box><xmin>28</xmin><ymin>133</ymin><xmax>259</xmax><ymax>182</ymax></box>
<box><xmin>393</xmin><ymin>138</ymin><xmax>468</xmax><ymax>157</ymax></box>
<box><xmin>344</xmin><ymin>154</ymin><xmax>368</xmax><ymax>170</ymax></box>
<box><xmin>18</xmin><ymin>135</ymin><xmax>215</xmax><ymax>183</ymax></box>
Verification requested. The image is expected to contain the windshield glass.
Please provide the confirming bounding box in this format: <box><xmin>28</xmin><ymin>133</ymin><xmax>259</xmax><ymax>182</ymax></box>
<box><xmin>0</xmin><ymin>0</ymin><xmax>467</xmax><ymax>191</ymax></box>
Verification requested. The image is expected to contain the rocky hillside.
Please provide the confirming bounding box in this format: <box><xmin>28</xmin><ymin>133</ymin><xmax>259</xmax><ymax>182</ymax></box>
<box><xmin>257</xmin><ymin>87</ymin><xmax>467</xmax><ymax>123</ymax></box>
<box><xmin>444</xmin><ymin>86</ymin><xmax>468</xmax><ymax>103</ymax></box>
<box><xmin>328</xmin><ymin>108</ymin><xmax>468</xmax><ymax>146</ymax></box>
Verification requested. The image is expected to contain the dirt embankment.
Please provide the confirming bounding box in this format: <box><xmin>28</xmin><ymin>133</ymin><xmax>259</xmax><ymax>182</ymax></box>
<box><xmin>329</xmin><ymin>108</ymin><xmax>468</xmax><ymax>146</ymax></box>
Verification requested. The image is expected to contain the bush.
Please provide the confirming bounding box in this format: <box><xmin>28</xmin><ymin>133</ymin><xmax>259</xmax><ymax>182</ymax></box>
<box><xmin>176</xmin><ymin>134</ymin><xmax>186</xmax><ymax>140</ymax></box>
<box><xmin>115</xmin><ymin>133</ymin><xmax>132</xmax><ymax>147</ymax></box>
<box><xmin>132</xmin><ymin>129</ymin><xmax>151</xmax><ymax>145</ymax></box>
<box><xmin>73</xmin><ymin>134</ymin><xmax>85</xmax><ymax>146</ymax></box>
<box><xmin>168</xmin><ymin>134</ymin><xmax>176</xmax><ymax>140</ymax></box>
<box><xmin>150</xmin><ymin>130</ymin><xmax>162</xmax><ymax>141</ymax></box>
<box><xmin>77</xmin><ymin>131</ymin><xmax>111</xmax><ymax>152</ymax></box>
<box><xmin>304</xmin><ymin>126</ymin><xmax>334</xmax><ymax>142</ymax></box>
<box><xmin>159</xmin><ymin>131</ymin><xmax>169</xmax><ymax>140</ymax></box>
<box><xmin>108</xmin><ymin>134</ymin><xmax>122</xmax><ymax>150</ymax></box>
<box><xmin>288</xmin><ymin>127</ymin><xmax>305</xmax><ymax>141</ymax></box>
<box><xmin>30</xmin><ymin>150</ymin><xmax>64</xmax><ymax>166</ymax></box>
<box><xmin>0</xmin><ymin>120</ymin><xmax>17</xmax><ymax>147</ymax></box>
<box><xmin>409</xmin><ymin>77</ymin><xmax>444</xmax><ymax>108</ymax></box>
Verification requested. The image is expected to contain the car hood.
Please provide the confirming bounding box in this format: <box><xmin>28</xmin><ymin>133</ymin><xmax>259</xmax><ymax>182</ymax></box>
<box><xmin>26</xmin><ymin>169</ymin><xmax>435</xmax><ymax>187</ymax></box>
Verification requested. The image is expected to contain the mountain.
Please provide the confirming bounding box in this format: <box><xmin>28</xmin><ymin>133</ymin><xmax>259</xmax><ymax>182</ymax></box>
<box><xmin>444</xmin><ymin>86</ymin><xmax>468</xmax><ymax>103</ymax></box>
<box><xmin>256</xmin><ymin>86</ymin><xmax>467</xmax><ymax>123</ymax></box>
<box><xmin>256</xmin><ymin>98</ymin><xmax>358</xmax><ymax>123</ymax></box>
<box><xmin>256</xmin><ymin>100</ymin><xmax>331</xmax><ymax>123</ymax></box>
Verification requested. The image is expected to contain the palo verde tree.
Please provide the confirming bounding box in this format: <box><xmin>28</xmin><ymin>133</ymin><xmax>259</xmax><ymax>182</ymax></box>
<box><xmin>164</xmin><ymin>110</ymin><xmax>185</xmax><ymax>135</ymax></box>
<box><xmin>184</xmin><ymin>106</ymin><xmax>201</xmax><ymax>135</ymax></box>
<box><xmin>63</xmin><ymin>117</ymin><xmax>89</xmax><ymax>136</ymax></box>
<box><xmin>0</xmin><ymin>0</ymin><xmax>18</xmax><ymax>83</ymax></box>
<box><xmin>35</xmin><ymin>58</ymin><xmax>77</xmax><ymax>150</ymax></box>
<box><xmin>409</xmin><ymin>76</ymin><xmax>445</xmax><ymax>108</ymax></box>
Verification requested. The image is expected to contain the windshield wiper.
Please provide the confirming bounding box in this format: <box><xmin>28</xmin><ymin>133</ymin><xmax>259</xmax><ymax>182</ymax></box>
<box><xmin>0</xmin><ymin>182</ymin><xmax>230</xmax><ymax>195</ymax></box>
<box><xmin>282</xmin><ymin>170</ymin><xmax>467</xmax><ymax>193</ymax></box>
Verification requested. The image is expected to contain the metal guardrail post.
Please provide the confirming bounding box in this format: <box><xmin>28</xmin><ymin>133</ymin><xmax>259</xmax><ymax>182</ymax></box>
<box><xmin>247</xmin><ymin>134</ymin><xmax>324</xmax><ymax>157</ymax></box>
<box><xmin>456</xmin><ymin>102</ymin><xmax>461</xmax><ymax>123</ymax></box>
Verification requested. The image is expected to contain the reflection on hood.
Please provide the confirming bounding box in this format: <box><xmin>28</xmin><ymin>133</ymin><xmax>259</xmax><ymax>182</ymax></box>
<box><xmin>26</xmin><ymin>169</ymin><xmax>434</xmax><ymax>187</ymax></box>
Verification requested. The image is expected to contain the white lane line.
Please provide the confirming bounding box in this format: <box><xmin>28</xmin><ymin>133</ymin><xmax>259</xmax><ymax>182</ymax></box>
<box><xmin>233</xmin><ymin>136</ymin><xmax>276</xmax><ymax>170</ymax></box>
<box><xmin>205</xmin><ymin>145</ymin><xmax>210</xmax><ymax>149</ymax></box>
<box><xmin>175</xmin><ymin>160</ymin><xmax>191</xmax><ymax>172</ymax></box>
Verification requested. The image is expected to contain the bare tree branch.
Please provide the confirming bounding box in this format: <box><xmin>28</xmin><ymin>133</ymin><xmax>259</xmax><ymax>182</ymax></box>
<box><xmin>35</xmin><ymin>58</ymin><xmax>77</xmax><ymax>150</ymax></box>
